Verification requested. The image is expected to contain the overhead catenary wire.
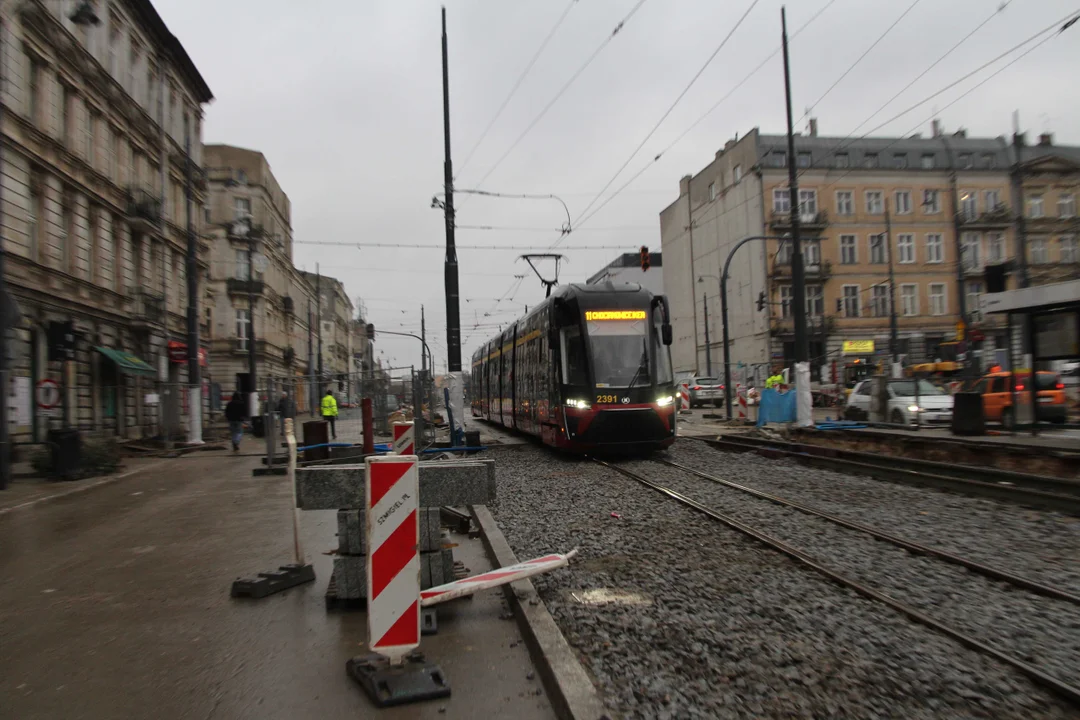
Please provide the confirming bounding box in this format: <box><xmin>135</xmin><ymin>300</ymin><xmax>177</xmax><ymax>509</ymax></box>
<box><xmin>455</xmin><ymin>0</ymin><xmax>578</xmax><ymax>179</ymax></box>
<box><xmin>293</xmin><ymin>240</ymin><xmax>630</xmax><ymax>251</ymax></box>
<box><xmin>567</xmin><ymin>0</ymin><xmax>761</xmax><ymax>235</ymax></box>
<box><xmin>465</xmin><ymin>0</ymin><xmax>650</xmax><ymax>192</ymax></box>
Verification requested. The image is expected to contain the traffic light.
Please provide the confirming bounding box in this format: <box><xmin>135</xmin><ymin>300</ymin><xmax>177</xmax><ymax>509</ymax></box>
<box><xmin>366</xmin><ymin>323</ymin><xmax>375</xmax><ymax>340</ymax></box>
<box><xmin>639</xmin><ymin>246</ymin><xmax>650</xmax><ymax>271</ymax></box>
<box><xmin>756</xmin><ymin>291</ymin><xmax>766</xmax><ymax>312</ymax></box>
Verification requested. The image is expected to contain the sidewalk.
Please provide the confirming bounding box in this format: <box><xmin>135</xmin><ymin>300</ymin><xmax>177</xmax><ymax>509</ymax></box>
<box><xmin>0</xmin><ymin>454</ymin><xmax>172</xmax><ymax>515</ymax></box>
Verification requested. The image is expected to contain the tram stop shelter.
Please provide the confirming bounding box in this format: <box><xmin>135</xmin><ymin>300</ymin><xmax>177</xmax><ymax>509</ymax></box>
<box><xmin>979</xmin><ymin>278</ymin><xmax>1080</xmax><ymax>429</ymax></box>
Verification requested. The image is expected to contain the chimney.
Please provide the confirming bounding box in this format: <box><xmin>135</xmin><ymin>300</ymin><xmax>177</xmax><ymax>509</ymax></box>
<box><xmin>931</xmin><ymin>119</ymin><xmax>943</xmax><ymax>138</ymax></box>
<box><xmin>724</xmin><ymin>138</ymin><xmax>737</xmax><ymax>151</ymax></box>
<box><xmin>1038</xmin><ymin>132</ymin><xmax>1053</xmax><ymax>147</ymax></box>
<box><xmin>953</xmin><ymin>128</ymin><xmax>967</xmax><ymax>139</ymax></box>
<box><xmin>809</xmin><ymin>117</ymin><xmax>818</xmax><ymax>137</ymax></box>
<box><xmin>679</xmin><ymin>174</ymin><xmax>691</xmax><ymax>196</ymax></box>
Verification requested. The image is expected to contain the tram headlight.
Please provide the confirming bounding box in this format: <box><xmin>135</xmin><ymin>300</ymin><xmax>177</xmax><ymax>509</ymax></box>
<box><xmin>656</xmin><ymin>395</ymin><xmax>674</xmax><ymax>407</ymax></box>
<box><xmin>566</xmin><ymin>399</ymin><xmax>591</xmax><ymax>410</ymax></box>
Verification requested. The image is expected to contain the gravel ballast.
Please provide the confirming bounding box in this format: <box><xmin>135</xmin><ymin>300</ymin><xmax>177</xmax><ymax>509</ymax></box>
<box><xmin>487</xmin><ymin>444</ymin><xmax>1079</xmax><ymax>719</ymax></box>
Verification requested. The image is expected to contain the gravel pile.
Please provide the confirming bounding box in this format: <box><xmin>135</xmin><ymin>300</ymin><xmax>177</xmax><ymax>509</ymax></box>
<box><xmin>670</xmin><ymin>439</ymin><xmax>1080</xmax><ymax>593</ymax></box>
<box><xmin>488</xmin><ymin>445</ymin><xmax>1078</xmax><ymax>719</ymax></box>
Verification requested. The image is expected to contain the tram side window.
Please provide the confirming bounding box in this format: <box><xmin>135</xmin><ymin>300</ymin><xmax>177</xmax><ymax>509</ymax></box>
<box><xmin>561</xmin><ymin>326</ymin><xmax>587</xmax><ymax>386</ymax></box>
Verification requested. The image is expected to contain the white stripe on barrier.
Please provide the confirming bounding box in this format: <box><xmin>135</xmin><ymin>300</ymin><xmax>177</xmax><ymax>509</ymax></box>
<box><xmin>420</xmin><ymin>550</ymin><xmax>578</xmax><ymax>607</ymax></box>
<box><xmin>392</xmin><ymin>421</ymin><xmax>415</xmax><ymax>456</ymax></box>
<box><xmin>680</xmin><ymin>383</ymin><xmax>691</xmax><ymax>412</ymax></box>
<box><xmin>365</xmin><ymin>455</ymin><xmax>421</xmax><ymax>665</ymax></box>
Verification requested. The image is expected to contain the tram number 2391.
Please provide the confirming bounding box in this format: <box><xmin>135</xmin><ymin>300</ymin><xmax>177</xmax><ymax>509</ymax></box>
<box><xmin>596</xmin><ymin>394</ymin><xmax>619</xmax><ymax>404</ymax></box>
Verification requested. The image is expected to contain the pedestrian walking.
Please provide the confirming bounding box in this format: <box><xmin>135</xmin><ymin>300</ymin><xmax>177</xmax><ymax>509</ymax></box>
<box><xmin>321</xmin><ymin>389</ymin><xmax>338</xmax><ymax>440</ymax></box>
<box><xmin>225</xmin><ymin>392</ymin><xmax>246</xmax><ymax>452</ymax></box>
<box><xmin>277</xmin><ymin>390</ymin><xmax>296</xmax><ymax>437</ymax></box>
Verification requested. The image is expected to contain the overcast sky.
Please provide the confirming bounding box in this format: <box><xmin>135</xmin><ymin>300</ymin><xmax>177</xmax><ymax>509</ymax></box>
<box><xmin>154</xmin><ymin>0</ymin><xmax>1080</xmax><ymax>374</ymax></box>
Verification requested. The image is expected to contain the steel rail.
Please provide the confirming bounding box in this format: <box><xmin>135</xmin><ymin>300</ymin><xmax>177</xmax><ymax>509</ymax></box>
<box><xmin>593</xmin><ymin>458</ymin><xmax>1080</xmax><ymax>708</ymax></box>
<box><xmin>656</xmin><ymin>457</ymin><xmax>1080</xmax><ymax>605</ymax></box>
<box><xmin>697</xmin><ymin>436</ymin><xmax>1080</xmax><ymax>515</ymax></box>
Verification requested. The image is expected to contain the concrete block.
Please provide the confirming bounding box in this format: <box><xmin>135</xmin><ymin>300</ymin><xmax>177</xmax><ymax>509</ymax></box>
<box><xmin>296</xmin><ymin>460</ymin><xmax>497</xmax><ymax>511</ymax></box>
<box><xmin>420</xmin><ymin>548</ymin><xmax>455</xmax><ymax>589</ymax></box>
<box><xmin>333</xmin><ymin>556</ymin><xmax>368</xmax><ymax>599</ymax></box>
<box><xmin>337</xmin><ymin>510</ymin><xmax>365</xmax><ymax>555</ymax></box>
<box><xmin>419</xmin><ymin>507</ymin><xmax>442</xmax><ymax>552</ymax></box>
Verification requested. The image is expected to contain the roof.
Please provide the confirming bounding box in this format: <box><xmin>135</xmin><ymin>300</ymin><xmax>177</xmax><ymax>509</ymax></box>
<box><xmin>756</xmin><ymin>133</ymin><xmax>1012</xmax><ymax>172</ymax></box>
<box><xmin>128</xmin><ymin>0</ymin><xmax>213</xmax><ymax>103</ymax></box>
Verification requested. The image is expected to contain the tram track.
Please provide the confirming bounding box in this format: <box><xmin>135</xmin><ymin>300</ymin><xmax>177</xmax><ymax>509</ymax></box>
<box><xmin>592</xmin><ymin>457</ymin><xmax>1080</xmax><ymax>708</ymax></box>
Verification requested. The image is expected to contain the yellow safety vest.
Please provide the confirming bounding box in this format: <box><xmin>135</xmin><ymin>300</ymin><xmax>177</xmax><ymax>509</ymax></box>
<box><xmin>765</xmin><ymin>374</ymin><xmax>784</xmax><ymax>389</ymax></box>
<box><xmin>321</xmin><ymin>395</ymin><xmax>338</xmax><ymax>417</ymax></box>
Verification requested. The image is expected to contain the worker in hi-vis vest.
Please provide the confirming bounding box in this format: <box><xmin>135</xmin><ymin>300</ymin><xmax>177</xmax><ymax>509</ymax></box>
<box><xmin>321</xmin><ymin>389</ymin><xmax>339</xmax><ymax>440</ymax></box>
<box><xmin>765</xmin><ymin>368</ymin><xmax>785</xmax><ymax>390</ymax></box>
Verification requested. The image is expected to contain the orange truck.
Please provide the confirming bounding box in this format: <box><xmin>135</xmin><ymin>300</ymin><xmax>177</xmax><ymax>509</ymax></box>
<box><xmin>968</xmin><ymin>370</ymin><xmax>1067</xmax><ymax>428</ymax></box>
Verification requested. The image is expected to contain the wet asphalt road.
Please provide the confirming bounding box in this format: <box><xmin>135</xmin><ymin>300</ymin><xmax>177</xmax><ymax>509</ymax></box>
<box><xmin>0</xmin><ymin>449</ymin><xmax>554</xmax><ymax>720</ymax></box>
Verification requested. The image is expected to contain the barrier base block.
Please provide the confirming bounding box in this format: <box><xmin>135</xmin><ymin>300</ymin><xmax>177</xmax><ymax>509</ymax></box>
<box><xmin>421</xmin><ymin>607</ymin><xmax>438</xmax><ymax>635</ymax></box>
<box><xmin>231</xmin><ymin>563</ymin><xmax>315</xmax><ymax>599</ymax></box>
<box><xmin>347</xmin><ymin>652</ymin><xmax>451</xmax><ymax>707</ymax></box>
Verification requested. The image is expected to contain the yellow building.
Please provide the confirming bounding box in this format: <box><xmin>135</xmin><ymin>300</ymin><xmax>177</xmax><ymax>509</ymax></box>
<box><xmin>1016</xmin><ymin>133</ymin><xmax>1080</xmax><ymax>288</ymax></box>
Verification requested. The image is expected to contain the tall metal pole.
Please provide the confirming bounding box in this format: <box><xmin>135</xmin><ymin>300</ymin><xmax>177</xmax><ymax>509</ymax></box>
<box><xmin>247</xmin><ymin>235</ymin><xmax>257</xmax><ymax>417</ymax></box>
<box><xmin>686</xmin><ymin>178</ymin><xmax>699</xmax><ymax>374</ymax></box>
<box><xmin>885</xmin><ymin>198</ymin><xmax>899</xmax><ymax>369</ymax></box>
<box><xmin>441</xmin><ymin>8</ymin><xmax>461</xmax><ymax>373</ymax></box>
<box><xmin>308</xmin><ymin>299</ymin><xmax>316</xmax><ymax>416</ymax></box>
<box><xmin>702</xmin><ymin>292</ymin><xmax>712</xmax><ymax>376</ymax></box>
<box><xmin>184</xmin><ymin>118</ymin><xmax>202</xmax><ymax>442</ymax></box>
<box><xmin>316</xmin><ymin>265</ymin><xmax>323</xmax><ymax>387</ymax></box>
<box><xmin>421</xmin><ymin>304</ymin><xmax>427</xmax><ymax>376</ymax></box>
<box><xmin>0</xmin><ymin>21</ymin><xmax>9</xmax><ymax>488</ymax></box>
<box><xmin>781</xmin><ymin>7</ymin><xmax>808</xmax><ymax>366</ymax></box>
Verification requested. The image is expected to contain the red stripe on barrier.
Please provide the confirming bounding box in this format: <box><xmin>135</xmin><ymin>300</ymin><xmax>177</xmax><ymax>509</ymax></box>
<box><xmin>526</xmin><ymin>555</ymin><xmax>562</xmax><ymax>564</ymax></box>
<box><xmin>369</xmin><ymin>461</ymin><xmax>411</xmax><ymax>508</ymax></box>
<box><xmin>376</xmin><ymin>599</ymin><xmax>419</xmax><ymax>648</ymax></box>
<box><xmin>370</xmin><ymin>508</ymin><xmax>418</xmax><ymax>599</ymax></box>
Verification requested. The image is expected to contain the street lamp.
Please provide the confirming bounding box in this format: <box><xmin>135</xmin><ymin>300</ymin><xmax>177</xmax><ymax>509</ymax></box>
<box><xmin>0</xmin><ymin>0</ymin><xmax>101</xmax><ymax>489</ymax></box>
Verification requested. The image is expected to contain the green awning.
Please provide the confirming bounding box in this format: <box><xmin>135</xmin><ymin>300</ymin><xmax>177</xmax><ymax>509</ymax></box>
<box><xmin>95</xmin><ymin>347</ymin><xmax>157</xmax><ymax>377</ymax></box>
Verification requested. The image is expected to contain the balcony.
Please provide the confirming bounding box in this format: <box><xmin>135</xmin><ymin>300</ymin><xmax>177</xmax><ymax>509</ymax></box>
<box><xmin>128</xmin><ymin>287</ymin><xmax>165</xmax><ymax>330</ymax></box>
<box><xmin>125</xmin><ymin>187</ymin><xmax>162</xmax><ymax>237</ymax></box>
<box><xmin>769</xmin><ymin>209</ymin><xmax>829</xmax><ymax>231</ymax></box>
<box><xmin>770</xmin><ymin>314</ymin><xmax>835</xmax><ymax>337</ymax></box>
<box><xmin>770</xmin><ymin>257</ymin><xmax>832</xmax><ymax>279</ymax></box>
<box><xmin>1026</xmin><ymin>214</ymin><xmax>1079</xmax><ymax>232</ymax></box>
<box><xmin>957</xmin><ymin>205</ymin><xmax>1011</xmax><ymax>228</ymax></box>
<box><xmin>226</xmin><ymin>277</ymin><xmax>266</xmax><ymax>296</ymax></box>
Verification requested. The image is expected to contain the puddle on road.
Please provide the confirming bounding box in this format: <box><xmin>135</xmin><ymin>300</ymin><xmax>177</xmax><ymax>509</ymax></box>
<box><xmin>564</xmin><ymin>588</ymin><xmax>652</xmax><ymax>606</ymax></box>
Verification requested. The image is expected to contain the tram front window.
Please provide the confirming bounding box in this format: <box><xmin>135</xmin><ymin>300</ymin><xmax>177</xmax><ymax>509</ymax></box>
<box><xmin>561</xmin><ymin>326</ymin><xmax>588</xmax><ymax>386</ymax></box>
<box><xmin>587</xmin><ymin>316</ymin><xmax>650</xmax><ymax>388</ymax></box>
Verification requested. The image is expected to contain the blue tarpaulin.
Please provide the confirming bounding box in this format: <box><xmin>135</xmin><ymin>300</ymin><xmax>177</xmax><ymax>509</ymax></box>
<box><xmin>757</xmin><ymin>388</ymin><xmax>797</xmax><ymax>426</ymax></box>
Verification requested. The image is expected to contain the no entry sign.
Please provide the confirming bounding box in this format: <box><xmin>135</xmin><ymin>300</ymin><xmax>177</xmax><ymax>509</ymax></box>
<box><xmin>36</xmin><ymin>378</ymin><xmax>60</xmax><ymax>410</ymax></box>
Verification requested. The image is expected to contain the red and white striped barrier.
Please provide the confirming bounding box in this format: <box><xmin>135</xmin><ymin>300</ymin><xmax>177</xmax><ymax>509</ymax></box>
<box><xmin>420</xmin><ymin>550</ymin><xmax>578</xmax><ymax>607</ymax></box>
<box><xmin>737</xmin><ymin>384</ymin><xmax>747</xmax><ymax>421</ymax></box>
<box><xmin>680</xmin><ymin>383</ymin><xmax>691</xmax><ymax>413</ymax></box>
<box><xmin>365</xmin><ymin>455</ymin><xmax>420</xmax><ymax>665</ymax></box>
<box><xmin>392</xmin><ymin>421</ymin><xmax>415</xmax><ymax>456</ymax></box>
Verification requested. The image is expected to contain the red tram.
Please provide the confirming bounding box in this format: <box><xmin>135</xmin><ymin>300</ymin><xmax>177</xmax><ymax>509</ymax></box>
<box><xmin>471</xmin><ymin>282</ymin><xmax>676</xmax><ymax>453</ymax></box>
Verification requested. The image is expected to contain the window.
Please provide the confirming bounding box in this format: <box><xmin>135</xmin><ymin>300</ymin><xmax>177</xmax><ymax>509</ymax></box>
<box><xmin>897</xmin><ymin>234</ymin><xmax>915</xmax><ymax>263</ymax></box>
<box><xmin>959</xmin><ymin>191</ymin><xmax>978</xmax><ymax>221</ymax></box>
<box><xmin>926</xmin><ymin>233</ymin><xmax>943</xmax><ymax>263</ymax></box>
<box><xmin>733</xmin><ymin>164</ymin><xmax>742</xmax><ymax>182</ymax></box>
<box><xmin>28</xmin><ymin>57</ymin><xmax>42</xmax><ymax>125</ymax></box>
<box><xmin>204</xmin><ymin>205</ymin><xmax>211</xmax><ymax>224</ymax></box>
<box><xmin>779</xmin><ymin>285</ymin><xmax>793</xmax><ymax>318</ymax></box>
<box><xmin>798</xmin><ymin>189</ymin><xmax>817</xmax><ymax>217</ymax></box>
<box><xmin>840</xmin><ymin>235</ymin><xmax>857</xmax><ymax>264</ymax></box>
<box><xmin>776</xmin><ymin>239</ymin><xmax>792</xmax><ymax>265</ymax></box>
<box><xmin>843</xmin><ymin>285</ymin><xmax>860</xmax><ymax>318</ymax></box>
<box><xmin>804</xmin><ymin>240</ymin><xmax>821</xmax><ymax>266</ymax></box>
<box><xmin>869</xmin><ymin>234</ymin><xmax>887</xmax><ymax>264</ymax></box>
<box><xmin>985</xmin><ymin>189</ymin><xmax>1001</xmax><ymax>212</ymax></box>
<box><xmin>929</xmin><ymin>283</ymin><xmax>947</xmax><ymax>316</ymax></box>
<box><xmin>708</xmin><ymin>182</ymin><xmax>716</xmax><ymax>201</ymax></box>
<box><xmin>901</xmin><ymin>284</ymin><xmax>918</xmax><ymax>316</ymax></box>
<box><xmin>967</xmin><ymin>281</ymin><xmax>983</xmax><ymax>322</ymax></box>
<box><xmin>768</xmin><ymin>152</ymin><xmax>787</xmax><ymax>168</ymax></box>
<box><xmin>1030</xmin><ymin>236</ymin><xmax>1048</xmax><ymax>264</ymax></box>
<box><xmin>806</xmin><ymin>285</ymin><xmax>823</xmax><ymax>317</ymax></box>
<box><xmin>235</xmin><ymin>249</ymin><xmax>251</xmax><ymax>280</ymax></box>
<box><xmin>797</xmin><ymin>152</ymin><xmax>812</xmax><ymax>169</ymax></box>
<box><xmin>109</xmin><ymin>17</ymin><xmax>121</xmax><ymax>76</ymax></box>
<box><xmin>894</xmin><ymin>190</ymin><xmax>911</xmax><ymax>215</ymax></box>
<box><xmin>234</xmin><ymin>197</ymin><xmax>252</xmax><ymax>220</ymax></box>
<box><xmin>834</xmin><ymin>153</ymin><xmax>849</xmax><ymax>169</ymax></box>
<box><xmin>959</xmin><ymin>153</ymin><xmax>973</xmax><ymax>169</ymax></box>
<box><xmin>922</xmin><ymin>189</ymin><xmax>941</xmax><ymax>214</ymax></box>
<box><xmin>864</xmin><ymin>153</ymin><xmax>879</xmax><ymax>169</ymax></box>
<box><xmin>773</xmin><ymin>188</ymin><xmax>791</xmax><ymax>213</ymax></box>
<box><xmin>871</xmin><ymin>285</ymin><xmax>889</xmax><ymax>317</ymax></box>
<box><xmin>982</xmin><ymin>153</ymin><xmax>996</xmax><ymax>169</ymax></box>
<box><xmin>961</xmin><ymin>232</ymin><xmax>981</xmax><ymax>271</ymax></box>
<box><xmin>28</xmin><ymin>174</ymin><xmax>43</xmax><ymax>261</ymax></box>
<box><xmin>86</xmin><ymin>110</ymin><xmax>98</xmax><ymax>167</ymax></box>
<box><xmin>1059</xmin><ymin>194</ymin><xmax>1076</xmax><ymax>218</ymax></box>
<box><xmin>893</xmin><ymin>153</ymin><xmax>908</xmax><ymax>169</ymax></box>
<box><xmin>836</xmin><ymin>190</ymin><xmax>853</xmax><ymax>216</ymax></box>
<box><xmin>920</xmin><ymin>154</ymin><xmax>935</xmax><ymax>169</ymax></box>
<box><xmin>1028</xmin><ymin>194</ymin><xmax>1044</xmax><ymax>218</ymax></box>
<box><xmin>987</xmin><ymin>232</ymin><xmax>1006</xmax><ymax>263</ymax></box>
<box><xmin>61</xmin><ymin>191</ymin><xmax>75</xmax><ymax>273</ymax></box>
<box><xmin>865</xmin><ymin>190</ymin><xmax>883</xmax><ymax>214</ymax></box>
<box><xmin>86</xmin><ymin>208</ymin><xmax>97</xmax><ymax>282</ymax></box>
<box><xmin>61</xmin><ymin>85</ymin><xmax>74</xmax><ymax>147</ymax></box>
<box><xmin>1061</xmin><ymin>236</ymin><xmax>1078</xmax><ymax>263</ymax></box>
<box><xmin>236</xmin><ymin>309</ymin><xmax>251</xmax><ymax>350</ymax></box>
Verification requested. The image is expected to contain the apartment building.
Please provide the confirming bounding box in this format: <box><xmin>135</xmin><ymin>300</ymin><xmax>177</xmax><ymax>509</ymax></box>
<box><xmin>1016</xmin><ymin>133</ymin><xmax>1080</xmax><ymax>288</ymax></box>
<box><xmin>658</xmin><ymin>122</ymin><xmax>1070</xmax><ymax>382</ymax></box>
<box><xmin>2</xmin><ymin>0</ymin><xmax>212</xmax><ymax>445</ymax></box>
<box><xmin>203</xmin><ymin>144</ymin><xmax>317</xmax><ymax>410</ymax></box>
<box><xmin>299</xmin><ymin>271</ymin><xmax>354</xmax><ymax>397</ymax></box>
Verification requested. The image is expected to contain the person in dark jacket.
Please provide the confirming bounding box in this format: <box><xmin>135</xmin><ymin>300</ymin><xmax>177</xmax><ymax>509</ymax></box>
<box><xmin>225</xmin><ymin>392</ymin><xmax>246</xmax><ymax>451</ymax></box>
<box><xmin>276</xmin><ymin>390</ymin><xmax>296</xmax><ymax>437</ymax></box>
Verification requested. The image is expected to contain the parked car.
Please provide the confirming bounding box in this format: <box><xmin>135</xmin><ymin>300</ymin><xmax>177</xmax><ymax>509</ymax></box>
<box><xmin>969</xmin><ymin>370</ymin><xmax>1067</xmax><ymax>428</ymax></box>
<box><xmin>687</xmin><ymin>376</ymin><xmax>725</xmax><ymax>408</ymax></box>
<box><xmin>845</xmin><ymin>378</ymin><xmax>953</xmax><ymax>425</ymax></box>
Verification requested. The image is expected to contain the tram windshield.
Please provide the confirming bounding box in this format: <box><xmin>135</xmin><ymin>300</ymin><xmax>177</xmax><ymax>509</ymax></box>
<box><xmin>587</xmin><ymin>315</ymin><xmax>650</xmax><ymax>389</ymax></box>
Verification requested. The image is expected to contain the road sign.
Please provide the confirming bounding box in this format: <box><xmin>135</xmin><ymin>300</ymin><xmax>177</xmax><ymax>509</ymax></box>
<box><xmin>36</xmin><ymin>378</ymin><xmax>60</xmax><ymax>410</ymax></box>
<box><xmin>392</xmin><ymin>422</ymin><xmax>415</xmax><ymax>456</ymax></box>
